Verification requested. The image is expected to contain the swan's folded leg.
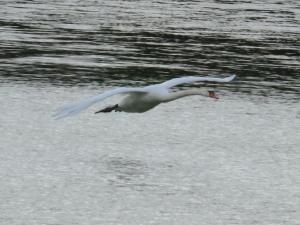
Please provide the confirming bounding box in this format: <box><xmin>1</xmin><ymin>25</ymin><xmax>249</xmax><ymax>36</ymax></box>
<box><xmin>95</xmin><ymin>104</ymin><xmax>118</xmax><ymax>113</ymax></box>
<box><xmin>208</xmin><ymin>91</ymin><xmax>219</xmax><ymax>99</ymax></box>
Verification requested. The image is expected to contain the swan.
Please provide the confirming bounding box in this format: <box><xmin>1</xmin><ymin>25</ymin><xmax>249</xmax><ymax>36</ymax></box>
<box><xmin>54</xmin><ymin>75</ymin><xmax>236</xmax><ymax>119</ymax></box>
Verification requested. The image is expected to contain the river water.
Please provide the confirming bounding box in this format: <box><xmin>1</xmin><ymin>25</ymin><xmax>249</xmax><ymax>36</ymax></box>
<box><xmin>0</xmin><ymin>1</ymin><xmax>299</xmax><ymax>225</ymax></box>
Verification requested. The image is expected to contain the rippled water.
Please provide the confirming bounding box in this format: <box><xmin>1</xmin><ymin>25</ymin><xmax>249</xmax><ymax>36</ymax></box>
<box><xmin>0</xmin><ymin>1</ymin><xmax>300</xmax><ymax>225</ymax></box>
<box><xmin>1</xmin><ymin>0</ymin><xmax>300</xmax><ymax>95</ymax></box>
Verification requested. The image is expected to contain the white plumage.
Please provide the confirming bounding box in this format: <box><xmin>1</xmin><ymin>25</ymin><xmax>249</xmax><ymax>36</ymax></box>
<box><xmin>54</xmin><ymin>75</ymin><xmax>236</xmax><ymax>119</ymax></box>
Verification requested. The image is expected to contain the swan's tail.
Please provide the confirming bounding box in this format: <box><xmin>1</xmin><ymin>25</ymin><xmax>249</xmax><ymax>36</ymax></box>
<box><xmin>53</xmin><ymin>96</ymin><xmax>96</xmax><ymax>120</ymax></box>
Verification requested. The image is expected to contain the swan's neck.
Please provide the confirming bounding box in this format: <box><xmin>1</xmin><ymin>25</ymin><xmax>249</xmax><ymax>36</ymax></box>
<box><xmin>162</xmin><ymin>89</ymin><xmax>206</xmax><ymax>103</ymax></box>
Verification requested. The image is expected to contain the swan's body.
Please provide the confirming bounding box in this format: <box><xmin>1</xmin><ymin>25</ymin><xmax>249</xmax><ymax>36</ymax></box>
<box><xmin>54</xmin><ymin>75</ymin><xmax>235</xmax><ymax>119</ymax></box>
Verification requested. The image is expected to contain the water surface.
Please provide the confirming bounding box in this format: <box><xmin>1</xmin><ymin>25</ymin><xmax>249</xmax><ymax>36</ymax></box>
<box><xmin>0</xmin><ymin>1</ymin><xmax>299</xmax><ymax>225</ymax></box>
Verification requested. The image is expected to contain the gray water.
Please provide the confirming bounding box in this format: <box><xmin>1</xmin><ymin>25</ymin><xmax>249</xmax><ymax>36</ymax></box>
<box><xmin>0</xmin><ymin>1</ymin><xmax>300</xmax><ymax>225</ymax></box>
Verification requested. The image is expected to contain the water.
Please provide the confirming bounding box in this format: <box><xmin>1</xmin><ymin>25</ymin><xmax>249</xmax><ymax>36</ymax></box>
<box><xmin>0</xmin><ymin>1</ymin><xmax>299</xmax><ymax>224</ymax></box>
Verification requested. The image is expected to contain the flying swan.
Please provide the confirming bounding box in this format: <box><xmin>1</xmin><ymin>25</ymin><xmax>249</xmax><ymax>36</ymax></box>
<box><xmin>54</xmin><ymin>75</ymin><xmax>236</xmax><ymax>119</ymax></box>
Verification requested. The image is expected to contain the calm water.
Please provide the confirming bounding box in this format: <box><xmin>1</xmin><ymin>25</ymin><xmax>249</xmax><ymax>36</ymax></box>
<box><xmin>0</xmin><ymin>0</ymin><xmax>300</xmax><ymax>225</ymax></box>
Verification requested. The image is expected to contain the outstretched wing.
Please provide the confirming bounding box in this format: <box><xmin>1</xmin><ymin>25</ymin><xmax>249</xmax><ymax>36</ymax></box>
<box><xmin>160</xmin><ymin>75</ymin><xmax>236</xmax><ymax>89</ymax></box>
<box><xmin>54</xmin><ymin>87</ymin><xmax>148</xmax><ymax>119</ymax></box>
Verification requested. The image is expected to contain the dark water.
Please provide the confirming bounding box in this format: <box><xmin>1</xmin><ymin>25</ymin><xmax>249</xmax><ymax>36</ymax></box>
<box><xmin>1</xmin><ymin>1</ymin><xmax>300</xmax><ymax>225</ymax></box>
<box><xmin>1</xmin><ymin>0</ymin><xmax>299</xmax><ymax>97</ymax></box>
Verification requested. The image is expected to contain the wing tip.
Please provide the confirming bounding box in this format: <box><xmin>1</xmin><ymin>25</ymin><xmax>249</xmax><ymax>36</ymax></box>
<box><xmin>224</xmin><ymin>74</ymin><xmax>236</xmax><ymax>82</ymax></box>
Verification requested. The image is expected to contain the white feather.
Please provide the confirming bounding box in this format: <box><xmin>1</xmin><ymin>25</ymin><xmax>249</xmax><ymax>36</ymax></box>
<box><xmin>54</xmin><ymin>75</ymin><xmax>236</xmax><ymax>119</ymax></box>
<box><xmin>160</xmin><ymin>74</ymin><xmax>236</xmax><ymax>88</ymax></box>
<box><xmin>54</xmin><ymin>87</ymin><xmax>147</xmax><ymax>119</ymax></box>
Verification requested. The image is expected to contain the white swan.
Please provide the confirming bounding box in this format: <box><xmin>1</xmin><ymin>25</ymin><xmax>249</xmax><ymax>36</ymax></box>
<box><xmin>54</xmin><ymin>75</ymin><xmax>236</xmax><ymax>119</ymax></box>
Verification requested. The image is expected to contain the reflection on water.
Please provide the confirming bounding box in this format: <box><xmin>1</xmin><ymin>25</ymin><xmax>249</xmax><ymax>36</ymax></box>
<box><xmin>0</xmin><ymin>0</ymin><xmax>299</xmax><ymax>97</ymax></box>
<box><xmin>104</xmin><ymin>156</ymin><xmax>149</xmax><ymax>188</ymax></box>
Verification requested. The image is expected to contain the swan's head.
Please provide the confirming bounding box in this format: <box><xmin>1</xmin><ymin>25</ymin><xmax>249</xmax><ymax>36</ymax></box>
<box><xmin>208</xmin><ymin>91</ymin><xmax>219</xmax><ymax>99</ymax></box>
<box><xmin>162</xmin><ymin>89</ymin><xmax>220</xmax><ymax>103</ymax></box>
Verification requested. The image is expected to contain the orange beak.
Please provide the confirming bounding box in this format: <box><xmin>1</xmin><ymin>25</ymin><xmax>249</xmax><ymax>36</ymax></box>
<box><xmin>208</xmin><ymin>91</ymin><xmax>219</xmax><ymax>99</ymax></box>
